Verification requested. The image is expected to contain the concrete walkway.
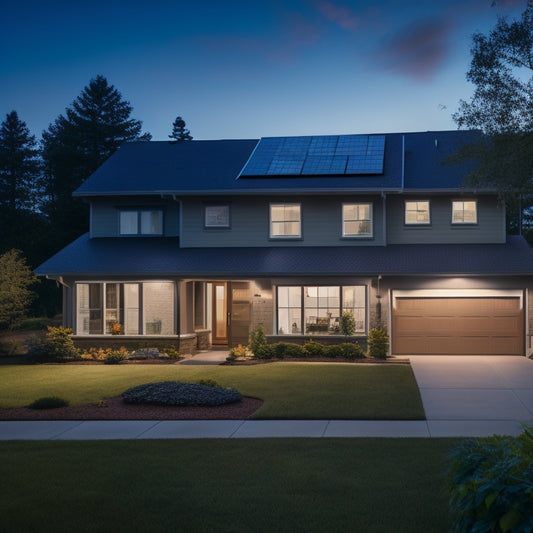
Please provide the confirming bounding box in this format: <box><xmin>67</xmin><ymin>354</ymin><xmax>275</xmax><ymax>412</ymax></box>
<box><xmin>2</xmin><ymin>355</ymin><xmax>533</xmax><ymax>440</ymax></box>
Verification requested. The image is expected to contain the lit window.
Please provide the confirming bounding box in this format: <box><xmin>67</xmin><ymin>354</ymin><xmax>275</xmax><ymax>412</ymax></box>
<box><xmin>270</xmin><ymin>203</ymin><xmax>301</xmax><ymax>238</ymax></box>
<box><xmin>452</xmin><ymin>200</ymin><xmax>477</xmax><ymax>224</ymax></box>
<box><xmin>205</xmin><ymin>204</ymin><xmax>230</xmax><ymax>228</ymax></box>
<box><xmin>405</xmin><ymin>201</ymin><xmax>430</xmax><ymax>225</ymax></box>
<box><xmin>76</xmin><ymin>282</ymin><xmax>173</xmax><ymax>335</ymax></box>
<box><xmin>119</xmin><ymin>210</ymin><xmax>163</xmax><ymax>235</ymax></box>
<box><xmin>343</xmin><ymin>203</ymin><xmax>372</xmax><ymax>237</ymax></box>
<box><xmin>276</xmin><ymin>285</ymin><xmax>366</xmax><ymax>336</ymax></box>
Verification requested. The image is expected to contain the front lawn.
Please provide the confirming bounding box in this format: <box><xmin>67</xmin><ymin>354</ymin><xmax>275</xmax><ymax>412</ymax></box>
<box><xmin>0</xmin><ymin>438</ymin><xmax>456</xmax><ymax>533</ymax></box>
<box><xmin>0</xmin><ymin>363</ymin><xmax>424</xmax><ymax>419</ymax></box>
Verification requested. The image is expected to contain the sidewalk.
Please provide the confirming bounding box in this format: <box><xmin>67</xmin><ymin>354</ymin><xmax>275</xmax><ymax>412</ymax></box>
<box><xmin>0</xmin><ymin>417</ymin><xmax>528</xmax><ymax>440</ymax></box>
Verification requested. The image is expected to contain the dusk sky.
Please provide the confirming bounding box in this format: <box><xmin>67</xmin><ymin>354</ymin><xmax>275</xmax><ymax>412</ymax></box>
<box><xmin>1</xmin><ymin>0</ymin><xmax>527</xmax><ymax>141</ymax></box>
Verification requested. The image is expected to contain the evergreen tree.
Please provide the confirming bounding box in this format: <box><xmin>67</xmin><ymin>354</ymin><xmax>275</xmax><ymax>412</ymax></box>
<box><xmin>41</xmin><ymin>75</ymin><xmax>151</xmax><ymax>247</ymax></box>
<box><xmin>169</xmin><ymin>116</ymin><xmax>193</xmax><ymax>141</ymax></box>
<box><xmin>0</xmin><ymin>111</ymin><xmax>41</xmax><ymax>214</ymax></box>
<box><xmin>452</xmin><ymin>2</ymin><xmax>533</xmax><ymax>200</ymax></box>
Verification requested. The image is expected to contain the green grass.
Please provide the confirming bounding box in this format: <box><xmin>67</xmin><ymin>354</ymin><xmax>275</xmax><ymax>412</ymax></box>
<box><xmin>0</xmin><ymin>438</ymin><xmax>457</xmax><ymax>533</ymax></box>
<box><xmin>0</xmin><ymin>363</ymin><xmax>424</xmax><ymax>419</ymax></box>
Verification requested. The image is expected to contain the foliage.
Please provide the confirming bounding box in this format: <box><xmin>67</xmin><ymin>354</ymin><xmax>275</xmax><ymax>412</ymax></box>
<box><xmin>0</xmin><ymin>249</ymin><xmax>39</xmax><ymax>329</ymax></box>
<box><xmin>447</xmin><ymin>426</ymin><xmax>533</xmax><ymax>533</ymax></box>
<box><xmin>452</xmin><ymin>2</ymin><xmax>533</xmax><ymax>211</ymax></box>
<box><xmin>122</xmin><ymin>381</ymin><xmax>242</xmax><ymax>406</ymax></box>
<box><xmin>196</xmin><ymin>378</ymin><xmax>219</xmax><ymax>387</ymax></box>
<box><xmin>227</xmin><ymin>343</ymin><xmax>250</xmax><ymax>361</ymax></box>
<box><xmin>26</xmin><ymin>326</ymin><xmax>79</xmax><ymax>361</ymax></box>
<box><xmin>0</xmin><ymin>111</ymin><xmax>46</xmax><ymax>261</ymax></box>
<box><xmin>367</xmin><ymin>328</ymin><xmax>389</xmax><ymax>359</ymax></box>
<box><xmin>169</xmin><ymin>116</ymin><xmax>193</xmax><ymax>141</ymax></box>
<box><xmin>41</xmin><ymin>75</ymin><xmax>151</xmax><ymax>247</ymax></box>
<box><xmin>27</xmin><ymin>396</ymin><xmax>69</xmax><ymax>409</ymax></box>
<box><xmin>252</xmin><ymin>340</ymin><xmax>365</xmax><ymax>360</ymax></box>
<box><xmin>340</xmin><ymin>311</ymin><xmax>356</xmax><ymax>336</ymax></box>
<box><xmin>249</xmin><ymin>324</ymin><xmax>267</xmax><ymax>354</ymax></box>
<box><xmin>103</xmin><ymin>350</ymin><xmax>128</xmax><ymax>365</ymax></box>
<box><xmin>162</xmin><ymin>346</ymin><xmax>180</xmax><ymax>359</ymax></box>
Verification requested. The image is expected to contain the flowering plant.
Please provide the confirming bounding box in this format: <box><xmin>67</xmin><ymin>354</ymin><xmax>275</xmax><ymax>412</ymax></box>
<box><xmin>112</xmin><ymin>323</ymin><xmax>122</xmax><ymax>335</ymax></box>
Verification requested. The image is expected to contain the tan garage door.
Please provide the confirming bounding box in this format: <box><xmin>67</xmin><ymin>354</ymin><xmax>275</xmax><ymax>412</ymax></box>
<box><xmin>392</xmin><ymin>297</ymin><xmax>523</xmax><ymax>355</ymax></box>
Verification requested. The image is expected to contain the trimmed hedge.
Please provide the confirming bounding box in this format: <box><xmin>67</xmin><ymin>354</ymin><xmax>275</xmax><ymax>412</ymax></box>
<box><xmin>251</xmin><ymin>340</ymin><xmax>366</xmax><ymax>360</ymax></box>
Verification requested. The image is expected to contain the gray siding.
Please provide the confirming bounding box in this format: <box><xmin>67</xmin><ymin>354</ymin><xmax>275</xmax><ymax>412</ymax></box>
<box><xmin>180</xmin><ymin>196</ymin><xmax>385</xmax><ymax>247</ymax></box>
<box><xmin>386</xmin><ymin>195</ymin><xmax>505</xmax><ymax>244</ymax></box>
<box><xmin>90</xmin><ymin>198</ymin><xmax>180</xmax><ymax>237</ymax></box>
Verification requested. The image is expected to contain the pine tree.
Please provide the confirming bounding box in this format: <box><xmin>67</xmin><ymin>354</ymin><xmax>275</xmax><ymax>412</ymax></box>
<box><xmin>0</xmin><ymin>111</ymin><xmax>41</xmax><ymax>214</ymax></box>
<box><xmin>41</xmin><ymin>75</ymin><xmax>150</xmax><ymax>246</ymax></box>
<box><xmin>169</xmin><ymin>116</ymin><xmax>193</xmax><ymax>141</ymax></box>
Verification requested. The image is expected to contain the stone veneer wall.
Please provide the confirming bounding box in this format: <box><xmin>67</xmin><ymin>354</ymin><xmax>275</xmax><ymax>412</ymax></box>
<box><xmin>251</xmin><ymin>293</ymin><xmax>274</xmax><ymax>335</ymax></box>
<box><xmin>195</xmin><ymin>329</ymin><xmax>211</xmax><ymax>350</ymax></box>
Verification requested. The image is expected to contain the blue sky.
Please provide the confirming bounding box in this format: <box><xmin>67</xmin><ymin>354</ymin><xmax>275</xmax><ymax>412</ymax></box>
<box><xmin>0</xmin><ymin>0</ymin><xmax>527</xmax><ymax>141</ymax></box>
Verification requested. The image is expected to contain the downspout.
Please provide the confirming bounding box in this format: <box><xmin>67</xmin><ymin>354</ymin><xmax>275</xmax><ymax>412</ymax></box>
<box><xmin>401</xmin><ymin>134</ymin><xmax>405</xmax><ymax>190</ymax></box>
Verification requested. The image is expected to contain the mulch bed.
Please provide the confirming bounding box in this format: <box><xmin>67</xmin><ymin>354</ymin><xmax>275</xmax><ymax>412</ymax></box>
<box><xmin>0</xmin><ymin>396</ymin><xmax>264</xmax><ymax>421</ymax></box>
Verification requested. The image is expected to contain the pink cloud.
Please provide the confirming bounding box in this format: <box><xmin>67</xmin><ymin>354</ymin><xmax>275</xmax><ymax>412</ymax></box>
<box><xmin>314</xmin><ymin>1</ymin><xmax>360</xmax><ymax>31</ymax></box>
<box><xmin>373</xmin><ymin>17</ymin><xmax>455</xmax><ymax>81</ymax></box>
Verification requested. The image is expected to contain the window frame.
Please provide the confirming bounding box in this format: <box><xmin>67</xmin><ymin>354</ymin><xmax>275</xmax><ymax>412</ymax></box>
<box><xmin>118</xmin><ymin>208</ymin><xmax>164</xmax><ymax>236</ymax></box>
<box><xmin>276</xmin><ymin>285</ymin><xmax>367</xmax><ymax>336</ymax></box>
<box><xmin>404</xmin><ymin>200</ymin><xmax>431</xmax><ymax>225</ymax></box>
<box><xmin>342</xmin><ymin>202</ymin><xmax>373</xmax><ymax>238</ymax></box>
<box><xmin>451</xmin><ymin>199</ymin><xmax>478</xmax><ymax>225</ymax></box>
<box><xmin>204</xmin><ymin>203</ymin><xmax>231</xmax><ymax>229</ymax></box>
<box><xmin>269</xmin><ymin>202</ymin><xmax>302</xmax><ymax>239</ymax></box>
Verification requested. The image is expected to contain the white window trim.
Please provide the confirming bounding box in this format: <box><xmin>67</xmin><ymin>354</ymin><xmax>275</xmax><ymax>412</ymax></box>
<box><xmin>405</xmin><ymin>200</ymin><xmax>430</xmax><ymax>225</ymax></box>
<box><xmin>451</xmin><ymin>199</ymin><xmax>478</xmax><ymax>225</ymax></box>
<box><xmin>269</xmin><ymin>203</ymin><xmax>302</xmax><ymax>239</ymax></box>
<box><xmin>342</xmin><ymin>202</ymin><xmax>373</xmax><ymax>238</ymax></box>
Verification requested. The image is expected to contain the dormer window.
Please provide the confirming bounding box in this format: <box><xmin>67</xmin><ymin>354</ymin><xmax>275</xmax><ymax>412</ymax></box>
<box><xmin>405</xmin><ymin>201</ymin><xmax>430</xmax><ymax>225</ymax></box>
<box><xmin>452</xmin><ymin>200</ymin><xmax>477</xmax><ymax>224</ymax></box>
<box><xmin>119</xmin><ymin>209</ymin><xmax>163</xmax><ymax>235</ymax></box>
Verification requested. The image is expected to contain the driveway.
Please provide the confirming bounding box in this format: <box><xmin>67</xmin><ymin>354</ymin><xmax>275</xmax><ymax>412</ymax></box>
<box><xmin>409</xmin><ymin>355</ymin><xmax>533</xmax><ymax>436</ymax></box>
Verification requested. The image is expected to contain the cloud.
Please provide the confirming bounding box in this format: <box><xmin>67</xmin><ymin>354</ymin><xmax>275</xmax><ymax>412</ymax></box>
<box><xmin>373</xmin><ymin>17</ymin><xmax>455</xmax><ymax>81</ymax></box>
<box><xmin>314</xmin><ymin>1</ymin><xmax>360</xmax><ymax>31</ymax></box>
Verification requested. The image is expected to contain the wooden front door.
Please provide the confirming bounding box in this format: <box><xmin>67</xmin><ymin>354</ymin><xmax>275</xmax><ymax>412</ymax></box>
<box><xmin>228</xmin><ymin>282</ymin><xmax>252</xmax><ymax>348</ymax></box>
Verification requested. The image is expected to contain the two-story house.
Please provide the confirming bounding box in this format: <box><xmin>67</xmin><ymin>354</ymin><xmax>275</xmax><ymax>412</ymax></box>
<box><xmin>36</xmin><ymin>130</ymin><xmax>533</xmax><ymax>356</ymax></box>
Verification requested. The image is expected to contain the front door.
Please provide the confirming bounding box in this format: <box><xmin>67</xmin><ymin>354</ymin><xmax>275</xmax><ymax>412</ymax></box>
<box><xmin>228</xmin><ymin>282</ymin><xmax>252</xmax><ymax>347</ymax></box>
<box><xmin>212</xmin><ymin>282</ymin><xmax>227</xmax><ymax>345</ymax></box>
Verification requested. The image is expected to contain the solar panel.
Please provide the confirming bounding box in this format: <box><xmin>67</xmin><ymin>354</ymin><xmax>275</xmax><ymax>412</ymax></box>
<box><xmin>239</xmin><ymin>134</ymin><xmax>385</xmax><ymax>177</ymax></box>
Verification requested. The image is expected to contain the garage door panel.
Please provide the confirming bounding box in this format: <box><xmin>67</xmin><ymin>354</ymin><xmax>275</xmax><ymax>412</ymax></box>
<box><xmin>392</xmin><ymin>297</ymin><xmax>523</xmax><ymax>356</ymax></box>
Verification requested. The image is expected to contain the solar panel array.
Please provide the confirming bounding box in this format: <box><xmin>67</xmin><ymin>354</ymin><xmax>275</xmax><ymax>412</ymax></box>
<box><xmin>240</xmin><ymin>134</ymin><xmax>386</xmax><ymax>177</ymax></box>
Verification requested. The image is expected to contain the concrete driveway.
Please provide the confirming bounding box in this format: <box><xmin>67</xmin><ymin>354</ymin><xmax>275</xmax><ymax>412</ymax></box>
<box><xmin>409</xmin><ymin>355</ymin><xmax>533</xmax><ymax>436</ymax></box>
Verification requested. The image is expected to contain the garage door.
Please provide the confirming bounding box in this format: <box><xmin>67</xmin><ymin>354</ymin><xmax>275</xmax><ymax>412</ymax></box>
<box><xmin>392</xmin><ymin>297</ymin><xmax>523</xmax><ymax>355</ymax></box>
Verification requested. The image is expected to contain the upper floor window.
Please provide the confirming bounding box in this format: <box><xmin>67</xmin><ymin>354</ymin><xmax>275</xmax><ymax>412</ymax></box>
<box><xmin>205</xmin><ymin>204</ymin><xmax>230</xmax><ymax>228</ymax></box>
<box><xmin>405</xmin><ymin>200</ymin><xmax>430</xmax><ymax>225</ymax></box>
<box><xmin>119</xmin><ymin>209</ymin><xmax>163</xmax><ymax>235</ymax></box>
<box><xmin>343</xmin><ymin>203</ymin><xmax>372</xmax><ymax>237</ymax></box>
<box><xmin>452</xmin><ymin>200</ymin><xmax>477</xmax><ymax>224</ymax></box>
<box><xmin>270</xmin><ymin>203</ymin><xmax>301</xmax><ymax>238</ymax></box>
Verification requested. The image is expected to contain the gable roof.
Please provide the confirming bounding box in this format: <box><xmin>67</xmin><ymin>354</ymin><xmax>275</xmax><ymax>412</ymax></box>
<box><xmin>73</xmin><ymin>130</ymin><xmax>484</xmax><ymax>197</ymax></box>
<box><xmin>35</xmin><ymin>234</ymin><xmax>533</xmax><ymax>278</ymax></box>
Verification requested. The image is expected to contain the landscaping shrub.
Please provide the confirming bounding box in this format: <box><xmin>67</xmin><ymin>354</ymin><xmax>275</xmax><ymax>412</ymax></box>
<box><xmin>303</xmin><ymin>340</ymin><xmax>324</xmax><ymax>357</ymax></box>
<box><xmin>122</xmin><ymin>381</ymin><xmax>242</xmax><ymax>406</ymax></box>
<box><xmin>340</xmin><ymin>311</ymin><xmax>356</xmax><ymax>336</ymax></box>
<box><xmin>340</xmin><ymin>342</ymin><xmax>366</xmax><ymax>360</ymax></box>
<box><xmin>28</xmin><ymin>396</ymin><xmax>69</xmax><ymax>409</ymax></box>
<box><xmin>26</xmin><ymin>326</ymin><xmax>79</xmax><ymax>361</ymax></box>
<box><xmin>325</xmin><ymin>344</ymin><xmax>344</xmax><ymax>358</ymax></box>
<box><xmin>447</xmin><ymin>427</ymin><xmax>533</xmax><ymax>533</ymax></box>
<box><xmin>104</xmin><ymin>350</ymin><xmax>127</xmax><ymax>364</ymax></box>
<box><xmin>367</xmin><ymin>328</ymin><xmax>389</xmax><ymax>359</ymax></box>
<box><xmin>227</xmin><ymin>344</ymin><xmax>249</xmax><ymax>361</ymax></box>
<box><xmin>252</xmin><ymin>344</ymin><xmax>274</xmax><ymax>359</ymax></box>
<box><xmin>249</xmin><ymin>325</ymin><xmax>267</xmax><ymax>355</ymax></box>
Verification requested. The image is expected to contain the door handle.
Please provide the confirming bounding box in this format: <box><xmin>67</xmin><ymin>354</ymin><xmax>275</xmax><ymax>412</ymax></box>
<box><xmin>227</xmin><ymin>312</ymin><xmax>231</xmax><ymax>326</ymax></box>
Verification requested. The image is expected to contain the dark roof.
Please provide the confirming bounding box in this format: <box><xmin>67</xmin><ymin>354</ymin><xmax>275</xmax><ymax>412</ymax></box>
<box><xmin>36</xmin><ymin>234</ymin><xmax>533</xmax><ymax>278</ymax></box>
<box><xmin>73</xmin><ymin>130</ymin><xmax>483</xmax><ymax>197</ymax></box>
